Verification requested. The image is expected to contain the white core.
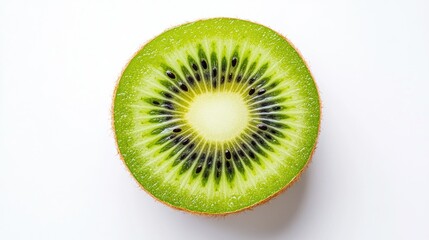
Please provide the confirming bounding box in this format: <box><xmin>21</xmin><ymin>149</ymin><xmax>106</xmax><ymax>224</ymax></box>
<box><xmin>185</xmin><ymin>92</ymin><xmax>249</xmax><ymax>142</ymax></box>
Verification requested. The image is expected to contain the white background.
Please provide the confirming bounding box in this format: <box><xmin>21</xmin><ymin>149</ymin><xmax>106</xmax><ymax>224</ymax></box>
<box><xmin>1</xmin><ymin>0</ymin><xmax>428</xmax><ymax>239</ymax></box>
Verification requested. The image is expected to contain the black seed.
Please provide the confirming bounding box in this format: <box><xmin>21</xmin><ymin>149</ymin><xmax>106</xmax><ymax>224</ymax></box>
<box><xmin>173</xmin><ymin>136</ymin><xmax>183</xmax><ymax>144</ymax></box>
<box><xmin>221</xmin><ymin>75</ymin><xmax>225</xmax><ymax>84</ymax></box>
<box><xmin>201</xmin><ymin>59</ymin><xmax>207</xmax><ymax>69</ymax></box>
<box><xmin>167</xmin><ymin>134</ymin><xmax>176</xmax><ymax>140</ymax></box>
<box><xmin>165</xmin><ymin>116</ymin><xmax>173</xmax><ymax>121</ymax></box>
<box><xmin>180</xmin><ymin>152</ymin><xmax>188</xmax><ymax>160</ymax></box>
<box><xmin>270</xmin><ymin>129</ymin><xmax>278</xmax><ymax>134</ymax></box>
<box><xmin>226</xmin><ymin>160</ymin><xmax>234</xmax><ymax>178</ymax></box>
<box><xmin>249</xmin><ymin>151</ymin><xmax>255</xmax><ymax>159</ymax></box>
<box><xmin>182</xmin><ymin>138</ymin><xmax>190</xmax><ymax>145</ymax></box>
<box><xmin>202</xmin><ymin>169</ymin><xmax>211</xmax><ymax>184</ymax></box>
<box><xmin>228</xmin><ymin>73</ymin><xmax>233</xmax><ymax>81</ymax></box>
<box><xmin>225</xmin><ymin>150</ymin><xmax>231</xmax><ymax>159</ymax></box>
<box><xmin>216</xmin><ymin>170</ymin><xmax>221</xmax><ymax>179</ymax></box>
<box><xmin>188</xmin><ymin>143</ymin><xmax>195</xmax><ymax>149</ymax></box>
<box><xmin>248</xmin><ymin>88</ymin><xmax>255</xmax><ymax>95</ymax></box>
<box><xmin>192</xmin><ymin>63</ymin><xmax>198</xmax><ymax>71</ymax></box>
<box><xmin>195</xmin><ymin>73</ymin><xmax>201</xmax><ymax>81</ymax></box>
<box><xmin>258</xmin><ymin>124</ymin><xmax>268</xmax><ymax>131</ymax></box>
<box><xmin>163</xmin><ymin>92</ymin><xmax>173</xmax><ymax>99</ymax></box>
<box><xmin>212</xmin><ymin>80</ymin><xmax>217</xmax><ymax>88</ymax></box>
<box><xmin>179</xmin><ymin>83</ymin><xmax>188</xmax><ymax>92</ymax></box>
<box><xmin>152</xmin><ymin>100</ymin><xmax>160</xmax><ymax>105</ymax></box>
<box><xmin>232</xmin><ymin>152</ymin><xmax>238</xmax><ymax>161</ymax></box>
<box><xmin>194</xmin><ymin>154</ymin><xmax>206</xmax><ymax>174</ymax></box>
<box><xmin>195</xmin><ymin>153</ymin><xmax>206</xmax><ymax>170</ymax></box>
<box><xmin>260</xmin><ymin>101</ymin><xmax>275</xmax><ymax>107</ymax></box>
<box><xmin>238</xmin><ymin>150</ymin><xmax>245</xmax><ymax>158</ymax></box>
<box><xmin>256</xmin><ymin>136</ymin><xmax>265</xmax><ymax>145</ymax></box>
<box><xmin>249</xmin><ymin>77</ymin><xmax>256</xmax><ymax>85</ymax></box>
<box><xmin>186</xmin><ymin>76</ymin><xmax>195</xmax><ymax>85</ymax></box>
<box><xmin>251</xmin><ymin>140</ymin><xmax>257</xmax><ymax>147</ymax></box>
<box><xmin>258</xmin><ymin>89</ymin><xmax>266</xmax><ymax>95</ymax></box>
<box><xmin>173</xmin><ymin>128</ymin><xmax>181</xmax><ymax>133</ymax></box>
<box><xmin>273</xmin><ymin>106</ymin><xmax>282</xmax><ymax>111</ymax></box>
<box><xmin>236</xmin><ymin>75</ymin><xmax>242</xmax><ymax>82</ymax></box>
<box><xmin>171</xmin><ymin>87</ymin><xmax>179</xmax><ymax>93</ymax></box>
<box><xmin>166</xmin><ymin>70</ymin><xmax>175</xmax><ymax>79</ymax></box>
<box><xmin>241</xmin><ymin>143</ymin><xmax>248</xmax><ymax>150</ymax></box>
<box><xmin>265</xmin><ymin>134</ymin><xmax>273</xmax><ymax>140</ymax></box>
<box><xmin>232</xmin><ymin>57</ymin><xmax>237</xmax><ymax>67</ymax></box>
<box><xmin>216</xmin><ymin>160</ymin><xmax>222</xmax><ymax>169</ymax></box>
<box><xmin>207</xmin><ymin>156</ymin><xmax>213</xmax><ymax>167</ymax></box>
<box><xmin>212</xmin><ymin>67</ymin><xmax>217</xmax><ymax>77</ymax></box>
<box><xmin>226</xmin><ymin>161</ymin><xmax>231</xmax><ymax>169</ymax></box>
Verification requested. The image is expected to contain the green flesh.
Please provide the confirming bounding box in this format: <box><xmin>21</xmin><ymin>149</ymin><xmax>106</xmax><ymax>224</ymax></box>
<box><xmin>113</xmin><ymin>18</ymin><xmax>320</xmax><ymax>214</ymax></box>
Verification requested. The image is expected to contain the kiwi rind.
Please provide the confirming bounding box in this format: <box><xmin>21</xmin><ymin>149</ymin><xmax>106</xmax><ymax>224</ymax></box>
<box><xmin>112</xmin><ymin>17</ymin><xmax>321</xmax><ymax>215</ymax></box>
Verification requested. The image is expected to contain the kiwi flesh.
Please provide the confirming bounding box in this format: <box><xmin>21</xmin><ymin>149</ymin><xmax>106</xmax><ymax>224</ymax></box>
<box><xmin>113</xmin><ymin>18</ymin><xmax>320</xmax><ymax>215</ymax></box>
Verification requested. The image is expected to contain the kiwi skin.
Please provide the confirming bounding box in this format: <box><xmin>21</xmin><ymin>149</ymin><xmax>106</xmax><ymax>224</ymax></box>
<box><xmin>111</xmin><ymin>17</ymin><xmax>322</xmax><ymax>216</ymax></box>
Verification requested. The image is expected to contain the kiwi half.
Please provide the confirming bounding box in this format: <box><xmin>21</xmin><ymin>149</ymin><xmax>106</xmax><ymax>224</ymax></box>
<box><xmin>113</xmin><ymin>18</ymin><xmax>320</xmax><ymax>215</ymax></box>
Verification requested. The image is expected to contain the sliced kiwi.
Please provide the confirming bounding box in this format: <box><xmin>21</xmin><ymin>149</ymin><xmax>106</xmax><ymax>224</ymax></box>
<box><xmin>113</xmin><ymin>18</ymin><xmax>320</xmax><ymax>215</ymax></box>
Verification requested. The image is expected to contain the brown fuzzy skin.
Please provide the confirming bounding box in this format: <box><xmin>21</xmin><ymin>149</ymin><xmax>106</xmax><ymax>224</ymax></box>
<box><xmin>111</xmin><ymin>17</ymin><xmax>322</xmax><ymax>217</ymax></box>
